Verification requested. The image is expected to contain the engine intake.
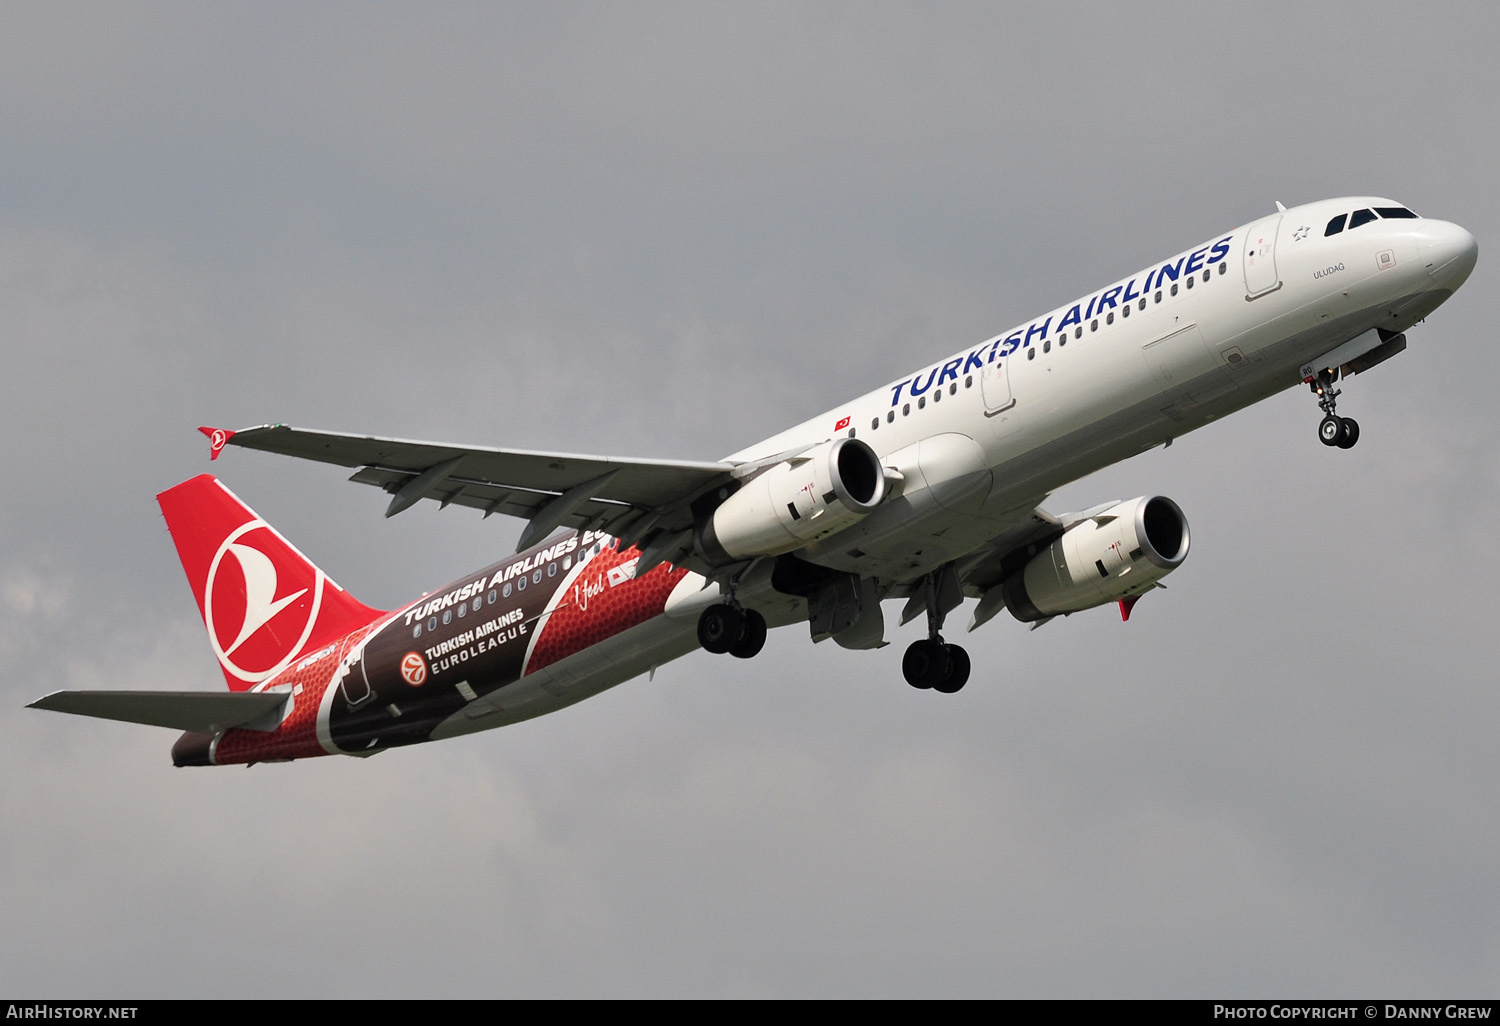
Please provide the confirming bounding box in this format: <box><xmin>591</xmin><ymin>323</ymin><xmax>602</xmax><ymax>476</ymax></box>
<box><xmin>697</xmin><ymin>437</ymin><xmax>888</xmax><ymax>565</ymax></box>
<box><xmin>1004</xmin><ymin>495</ymin><xmax>1190</xmax><ymax>622</ymax></box>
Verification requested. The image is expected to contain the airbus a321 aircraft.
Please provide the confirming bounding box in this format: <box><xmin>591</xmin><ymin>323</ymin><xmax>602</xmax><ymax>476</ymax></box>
<box><xmin>31</xmin><ymin>197</ymin><xmax>1477</xmax><ymax>766</ymax></box>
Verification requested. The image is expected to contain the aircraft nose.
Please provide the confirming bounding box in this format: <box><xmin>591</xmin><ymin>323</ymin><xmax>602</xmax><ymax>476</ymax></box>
<box><xmin>1419</xmin><ymin>220</ymin><xmax>1479</xmax><ymax>292</ymax></box>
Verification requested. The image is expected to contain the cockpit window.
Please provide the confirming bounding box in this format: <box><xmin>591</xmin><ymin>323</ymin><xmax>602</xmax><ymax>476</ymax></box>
<box><xmin>1327</xmin><ymin>206</ymin><xmax>1418</xmax><ymax>237</ymax></box>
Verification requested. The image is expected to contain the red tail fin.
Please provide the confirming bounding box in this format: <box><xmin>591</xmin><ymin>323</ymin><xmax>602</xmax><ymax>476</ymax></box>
<box><xmin>157</xmin><ymin>475</ymin><xmax>383</xmax><ymax>691</ymax></box>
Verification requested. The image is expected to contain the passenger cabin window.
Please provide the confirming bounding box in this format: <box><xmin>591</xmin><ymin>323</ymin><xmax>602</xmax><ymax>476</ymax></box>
<box><xmin>1349</xmin><ymin>208</ymin><xmax>1378</xmax><ymax>230</ymax></box>
<box><xmin>1325</xmin><ymin>213</ymin><xmax>1347</xmax><ymax>236</ymax></box>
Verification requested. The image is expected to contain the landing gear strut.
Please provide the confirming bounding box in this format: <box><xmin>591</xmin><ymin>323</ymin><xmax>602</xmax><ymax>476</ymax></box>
<box><xmin>902</xmin><ymin>570</ymin><xmax>970</xmax><ymax>693</ymax></box>
<box><xmin>1310</xmin><ymin>369</ymin><xmax>1359</xmax><ymax>449</ymax></box>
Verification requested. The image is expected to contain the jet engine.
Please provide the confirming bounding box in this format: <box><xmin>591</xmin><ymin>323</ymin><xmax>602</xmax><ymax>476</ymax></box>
<box><xmin>1003</xmin><ymin>496</ymin><xmax>1189</xmax><ymax>622</ymax></box>
<box><xmin>696</xmin><ymin>437</ymin><xmax>888</xmax><ymax>565</ymax></box>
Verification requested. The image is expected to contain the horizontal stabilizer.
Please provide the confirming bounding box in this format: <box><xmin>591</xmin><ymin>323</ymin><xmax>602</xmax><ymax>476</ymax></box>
<box><xmin>29</xmin><ymin>690</ymin><xmax>289</xmax><ymax>733</ymax></box>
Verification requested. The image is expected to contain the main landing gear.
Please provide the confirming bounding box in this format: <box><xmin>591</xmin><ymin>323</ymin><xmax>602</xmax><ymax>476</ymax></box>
<box><xmin>902</xmin><ymin>569</ymin><xmax>970</xmax><ymax>693</ymax></box>
<box><xmin>902</xmin><ymin>636</ymin><xmax>970</xmax><ymax>693</ymax></box>
<box><xmin>1310</xmin><ymin>369</ymin><xmax>1359</xmax><ymax>449</ymax></box>
<box><xmin>697</xmin><ymin>603</ymin><xmax>767</xmax><ymax>659</ymax></box>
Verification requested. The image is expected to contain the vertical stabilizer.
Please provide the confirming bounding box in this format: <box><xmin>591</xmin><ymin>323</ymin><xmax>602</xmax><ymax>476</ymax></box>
<box><xmin>157</xmin><ymin>475</ymin><xmax>383</xmax><ymax>691</ymax></box>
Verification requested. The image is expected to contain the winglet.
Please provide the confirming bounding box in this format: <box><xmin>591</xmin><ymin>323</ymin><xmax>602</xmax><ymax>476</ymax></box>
<box><xmin>198</xmin><ymin>426</ymin><xmax>236</xmax><ymax>461</ymax></box>
<box><xmin>1118</xmin><ymin>595</ymin><xmax>1140</xmax><ymax>621</ymax></box>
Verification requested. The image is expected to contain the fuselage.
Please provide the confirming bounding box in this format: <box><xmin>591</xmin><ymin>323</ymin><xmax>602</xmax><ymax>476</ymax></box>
<box><xmin>183</xmin><ymin>196</ymin><xmax>1478</xmax><ymax>765</ymax></box>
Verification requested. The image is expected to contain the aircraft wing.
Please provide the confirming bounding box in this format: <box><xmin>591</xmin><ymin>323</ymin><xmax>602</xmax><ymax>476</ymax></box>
<box><xmin>220</xmin><ymin>424</ymin><xmax>741</xmax><ymax>552</ymax></box>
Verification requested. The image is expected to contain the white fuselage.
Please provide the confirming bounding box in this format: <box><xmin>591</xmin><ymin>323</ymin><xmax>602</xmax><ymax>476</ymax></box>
<box><xmin>728</xmin><ymin>196</ymin><xmax>1474</xmax><ymax>580</ymax></box>
<box><xmin>432</xmin><ymin>196</ymin><xmax>1477</xmax><ymax>738</ymax></box>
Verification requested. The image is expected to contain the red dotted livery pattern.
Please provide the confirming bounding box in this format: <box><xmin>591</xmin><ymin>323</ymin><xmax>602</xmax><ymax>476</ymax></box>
<box><xmin>526</xmin><ymin>545</ymin><xmax>687</xmax><ymax>676</ymax></box>
<box><xmin>212</xmin><ymin>623</ymin><xmax>379</xmax><ymax>764</ymax></box>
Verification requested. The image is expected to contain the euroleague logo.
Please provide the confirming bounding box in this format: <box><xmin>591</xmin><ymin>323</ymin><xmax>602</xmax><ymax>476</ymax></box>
<box><xmin>204</xmin><ymin>519</ymin><xmax>325</xmax><ymax>684</ymax></box>
<box><xmin>399</xmin><ymin>651</ymin><xmax>428</xmax><ymax>687</ymax></box>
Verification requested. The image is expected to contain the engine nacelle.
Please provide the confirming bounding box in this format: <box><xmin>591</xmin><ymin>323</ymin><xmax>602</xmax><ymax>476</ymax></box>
<box><xmin>1004</xmin><ymin>496</ymin><xmax>1190</xmax><ymax>622</ymax></box>
<box><xmin>696</xmin><ymin>437</ymin><xmax>888</xmax><ymax>565</ymax></box>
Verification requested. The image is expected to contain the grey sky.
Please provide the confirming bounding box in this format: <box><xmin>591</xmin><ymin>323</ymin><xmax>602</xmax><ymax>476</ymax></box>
<box><xmin>2</xmin><ymin>1</ymin><xmax>1497</xmax><ymax>997</ymax></box>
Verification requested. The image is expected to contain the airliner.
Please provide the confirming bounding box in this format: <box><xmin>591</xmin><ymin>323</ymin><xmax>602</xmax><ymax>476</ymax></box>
<box><xmin>30</xmin><ymin>196</ymin><xmax>1478</xmax><ymax>766</ymax></box>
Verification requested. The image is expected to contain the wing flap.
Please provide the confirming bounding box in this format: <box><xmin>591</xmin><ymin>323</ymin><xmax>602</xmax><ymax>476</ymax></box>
<box><xmin>29</xmin><ymin>690</ymin><xmax>290</xmax><ymax>733</ymax></box>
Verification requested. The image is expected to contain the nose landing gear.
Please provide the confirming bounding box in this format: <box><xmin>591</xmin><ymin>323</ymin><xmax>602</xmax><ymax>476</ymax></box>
<box><xmin>1310</xmin><ymin>369</ymin><xmax>1359</xmax><ymax>449</ymax></box>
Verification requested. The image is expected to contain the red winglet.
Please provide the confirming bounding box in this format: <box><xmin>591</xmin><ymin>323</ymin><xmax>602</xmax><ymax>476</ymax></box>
<box><xmin>1118</xmin><ymin>595</ymin><xmax>1140</xmax><ymax>622</ymax></box>
<box><xmin>198</xmin><ymin>426</ymin><xmax>235</xmax><ymax>461</ymax></box>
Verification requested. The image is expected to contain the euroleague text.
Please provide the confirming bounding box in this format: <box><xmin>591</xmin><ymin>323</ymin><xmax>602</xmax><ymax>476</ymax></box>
<box><xmin>423</xmin><ymin>610</ymin><xmax>529</xmax><ymax>674</ymax></box>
